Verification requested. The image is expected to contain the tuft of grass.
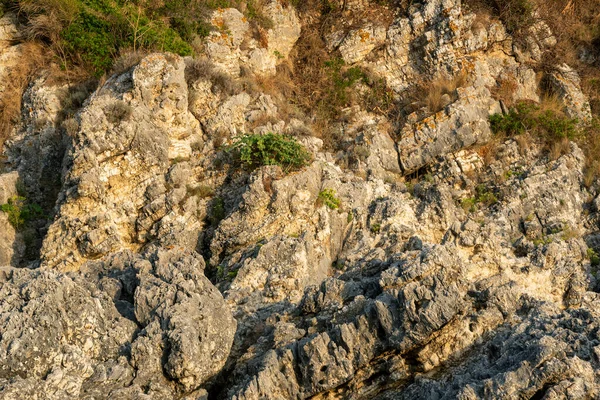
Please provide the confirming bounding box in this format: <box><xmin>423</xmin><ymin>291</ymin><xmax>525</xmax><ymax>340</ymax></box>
<box><xmin>228</xmin><ymin>133</ymin><xmax>311</xmax><ymax>172</ymax></box>
<box><xmin>422</xmin><ymin>71</ymin><xmax>468</xmax><ymax>113</ymax></box>
<box><xmin>318</xmin><ymin>189</ymin><xmax>341</xmax><ymax>210</ymax></box>
<box><xmin>187</xmin><ymin>184</ymin><xmax>215</xmax><ymax>199</ymax></box>
<box><xmin>104</xmin><ymin>100</ymin><xmax>133</xmax><ymax>124</ymax></box>
<box><xmin>370</xmin><ymin>222</ymin><xmax>381</xmax><ymax>234</ymax></box>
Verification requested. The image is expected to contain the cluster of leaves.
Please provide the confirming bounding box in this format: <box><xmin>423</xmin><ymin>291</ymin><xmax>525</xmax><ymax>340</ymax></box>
<box><xmin>229</xmin><ymin>133</ymin><xmax>311</xmax><ymax>172</ymax></box>
<box><xmin>318</xmin><ymin>188</ymin><xmax>341</xmax><ymax>210</ymax></box>
<box><xmin>461</xmin><ymin>184</ymin><xmax>498</xmax><ymax>212</ymax></box>
<box><xmin>490</xmin><ymin>102</ymin><xmax>579</xmax><ymax>142</ymax></box>
<box><xmin>1</xmin><ymin>196</ymin><xmax>44</xmax><ymax>230</ymax></box>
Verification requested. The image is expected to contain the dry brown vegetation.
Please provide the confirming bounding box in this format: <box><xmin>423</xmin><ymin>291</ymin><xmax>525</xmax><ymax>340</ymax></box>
<box><xmin>258</xmin><ymin>0</ymin><xmax>402</xmax><ymax>148</ymax></box>
<box><xmin>419</xmin><ymin>70</ymin><xmax>469</xmax><ymax>113</ymax></box>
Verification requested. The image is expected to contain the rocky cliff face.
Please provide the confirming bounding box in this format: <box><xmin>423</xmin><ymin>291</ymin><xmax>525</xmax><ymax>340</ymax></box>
<box><xmin>1</xmin><ymin>0</ymin><xmax>600</xmax><ymax>399</ymax></box>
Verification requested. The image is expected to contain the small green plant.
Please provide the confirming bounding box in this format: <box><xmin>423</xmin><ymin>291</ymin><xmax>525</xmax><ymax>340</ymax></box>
<box><xmin>216</xmin><ymin>264</ymin><xmax>236</xmax><ymax>281</ymax></box>
<box><xmin>405</xmin><ymin>181</ymin><xmax>415</xmax><ymax>197</ymax></box>
<box><xmin>587</xmin><ymin>248</ymin><xmax>600</xmax><ymax>266</ymax></box>
<box><xmin>1</xmin><ymin>196</ymin><xmax>44</xmax><ymax>230</ymax></box>
<box><xmin>532</xmin><ymin>235</ymin><xmax>553</xmax><ymax>246</ymax></box>
<box><xmin>229</xmin><ymin>133</ymin><xmax>311</xmax><ymax>172</ymax></box>
<box><xmin>318</xmin><ymin>188</ymin><xmax>341</xmax><ymax>210</ymax></box>
<box><xmin>560</xmin><ymin>225</ymin><xmax>579</xmax><ymax>241</ymax></box>
<box><xmin>490</xmin><ymin>108</ymin><xmax>526</xmax><ymax>136</ymax></box>
<box><xmin>332</xmin><ymin>260</ymin><xmax>344</xmax><ymax>270</ymax></box>
<box><xmin>209</xmin><ymin>197</ymin><xmax>225</xmax><ymax>227</ymax></box>
<box><xmin>347</xmin><ymin>211</ymin><xmax>354</xmax><ymax>223</ymax></box>
<box><xmin>273</xmin><ymin>50</ymin><xmax>284</xmax><ymax>59</ymax></box>
<box><xmin>461</xmin><ymin>197</ymin><xmax>478</xmax><ymax>213</ymax></box>
<box><xmin>226</xmin><ymin>270</ymin><xmax>238</xmax><ymax>280</ymax></box>
<box><xmin>475</xmin><ymin>184</ymin><xmax>498</xmax><ymax>206</ymax></box>
<box><xmin>370</xmin><ymin>223</ymin><xmax>381</xmax><ymax>234</ymax></box>
<box><xmin>461</xmin><ymin>184</ymin><xmax>498</xmax><ymax>212</ymax></box>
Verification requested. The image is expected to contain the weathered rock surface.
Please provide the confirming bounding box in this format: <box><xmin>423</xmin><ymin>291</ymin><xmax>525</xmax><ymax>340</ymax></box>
<box><xmin>40</xmin><ymin>53</ymin><xmax>203</xmax><ymax>272</ymax></box>
<box><xmin>0</xmin><ymin>172</ymin><xmax>23</xmax><ymax>266</ymax></box>
<box><xmin>0</xmin><ymin>0</ymin><xmax>599</xmax><ymax>399</ymax></box>
<box><xmin>206</xmin><ymin>1</ymin><xmax>300</xmax><ymax>77</ymax></box>
<box><xmin>0</xmin><ymin>247</ymin><xmax>234</xmax><ymax>398</ymax></box>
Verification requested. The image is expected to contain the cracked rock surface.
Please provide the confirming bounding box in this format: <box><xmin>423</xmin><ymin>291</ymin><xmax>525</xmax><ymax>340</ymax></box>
<box><xmin>1</xmin><ymin>0</ymin><xmax>600</xmax><ymax>399</ymax></box>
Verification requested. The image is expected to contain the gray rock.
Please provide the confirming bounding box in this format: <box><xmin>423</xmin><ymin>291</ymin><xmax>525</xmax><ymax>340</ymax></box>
<box><xmin>0</xmin><ymin>247</ymin><xmax>235</xmax><ymax>398</ymax></box>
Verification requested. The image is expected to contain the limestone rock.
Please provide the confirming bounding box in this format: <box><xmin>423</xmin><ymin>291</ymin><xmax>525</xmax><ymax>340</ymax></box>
<box><xmin>398</xmin><ymin>85</ymin><xmax>494</xmax><ymax>174</ymax></box>
<box><xmin>338</xmin><ymin>24</ymin><xmax>387</xmax><ymax>64</ymax></box>
<box><xmin>0</xmin><ymin>171</ymin><xmax>23</xmax><ymax>266</ymax></box>
<box><xmin>2</xmin><ymin>0</ymin><xmax>600</xmax><ymax>398</ymax></box>
<box><xmin>40</xmin><ymin>54</ymin><xmax>202</xmax><ymax>272</ymax></box>
<box><xmin>547</xmin><ymin>64</ymin><xmax>593</xmax><ymax>124</ymax></box>
<box><xmin>206</xmin><ymin>2</ymin><xmax>301</xmax><ymax>77</ymax></box>
<box><xmin>0</xmin><ymin>247</ymin><xmax>235</xmax><ymax>398</ymax></box>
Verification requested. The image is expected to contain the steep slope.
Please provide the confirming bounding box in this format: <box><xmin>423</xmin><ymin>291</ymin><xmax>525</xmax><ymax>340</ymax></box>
<box><xmin>1</xmin><ymin>0</ymin><xmax>600</xmax><ymax>399</ymax></box>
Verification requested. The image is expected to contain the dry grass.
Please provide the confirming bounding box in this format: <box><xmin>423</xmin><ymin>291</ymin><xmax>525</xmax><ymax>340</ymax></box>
<box><xmin>514</xmin><ymin>133</ymin><xmax>534</xmax><ymax>155</ymax></box>
<box><xmin>426</xmin><ymin>71</ymin><xmax>468</xmax><ymax>112</ymax></box>
<box><xmin>491</xmin><ymin>76</ymin><xmax>519</xmax><ymax>106</ymax></box>
<box><xmin>407</xmin><ymin>70</ymin><xmax>469</xmax><ymax>115</ymax></box>
<box><xmin>185</xmin><ymin>57</ymin><xmax>241</xmax><ymax>96</ymax></box>
<box><xmin>548</xmin><ymin>137</ymin><xmax>571</xmax><ymax>160</ymax></box>
<box><xmin>110</xmin><ymin>49</ymin><xmax>147</xmax><ymax>76</ymax></box>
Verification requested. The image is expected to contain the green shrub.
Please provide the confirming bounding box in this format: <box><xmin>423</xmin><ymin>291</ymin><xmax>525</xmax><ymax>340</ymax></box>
<box><xmin>588</xmin><ymin>248</ymin><xmax>600</xmax><ymax>266</ymax></box>
<box><xmin>1</xmin><ymin>196</ymin><xmax>44</xmax><ymax>230</ymax></box>
<box><xmin>318</xmin><ymin>189</ymin><xmax>341</xmax><ymax>210</ymax></box>
<box><xmin>12</xmin><ymin>0</ymin><xmax>230</xmax><ymax>76</ymax></box>
<box><xmin>490</xmin><ymin>108</ymin><xmax>525</xmax><ymax>136</ymax></box>
<box><xmin>229</xmin><ymin>133</ymin><xmax>311</xmax><ymax>172</ymax></box>
<box><xmin>323</xmin><ymin>58</ymin><xmax>367</xmax><ymax>109</ymax></box>
<box><xmin>461</xmin><ymin>197</ymin><xmax>478</xmax><ymax>213</ymax></box>
<box><xmin>490</xmin><ymin>101</ymin><xmax>579</xmax><ymax>147</ymax></box>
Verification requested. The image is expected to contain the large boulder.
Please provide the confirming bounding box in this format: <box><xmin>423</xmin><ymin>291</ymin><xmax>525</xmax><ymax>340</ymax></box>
<box><xmin>0</xmin><ymin>247</ymin><xmax>236</xmax><ymax>398</ymax></box>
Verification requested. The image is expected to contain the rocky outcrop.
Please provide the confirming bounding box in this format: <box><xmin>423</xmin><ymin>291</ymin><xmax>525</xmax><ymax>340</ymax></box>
<box><xmin>547</xmin><ymin>64</ymin><xmax>593</xmax><ymax>124</ymax></box>
<box><xmin>206</xmin><ymin>1</ymin><xmax>300</xmax><ymax>77</ymax></box>
<box><xmin>1</xmin><ymin>0</ymin><xmax>599</xmax><ymax>399</ymax></box>
<box><xmin>40</xmin><ymin>54</ymin><xmax>203</xmax><ymax>272</ymax></box>
<box><xmin>0</xmin><ymin>247</ymin><xmax>234</xmax><ymax>398</ymax></box>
